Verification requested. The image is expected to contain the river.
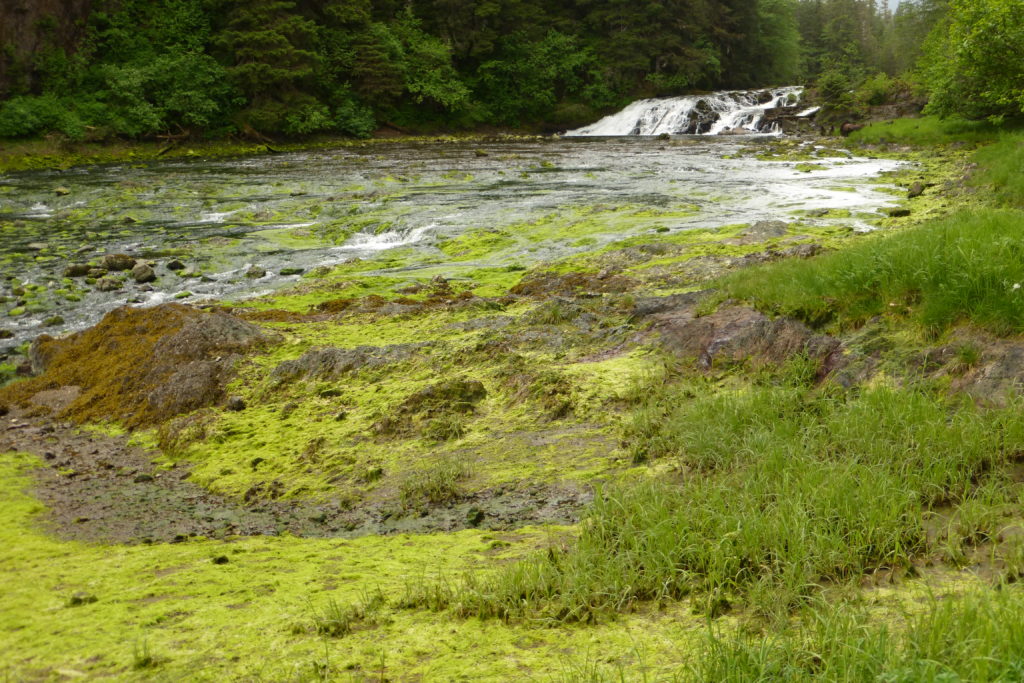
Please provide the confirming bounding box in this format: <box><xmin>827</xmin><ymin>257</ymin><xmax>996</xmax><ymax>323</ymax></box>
<box><xmin>0</xmin><ymin>136</ymin><xmax>903</xmax><ymax>349</ymax></box>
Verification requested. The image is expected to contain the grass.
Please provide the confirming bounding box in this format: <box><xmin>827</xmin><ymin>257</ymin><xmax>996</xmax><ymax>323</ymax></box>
<box><xmin>398</xmin><ymin>456</ymin><xmax>471</xmax><ymax>509</ymax></box>
<box><xmin>404</xmin><ymin>379</ymin><xmax>1024</xmax><ymax>624</ymax></box>
<box><xmin>972</xmin><ymin>134</ymin><xmax>1024</xmax><ymax>207</ymax></box>
<box><xmin>847</xmin><ymin>115</ymin><xmax>1017</xmax><ymax>147</ymax></box>
<box><xmin>720</xmin><ymin>208</ymin><xmax>1024</xmax><ymax>335</ymax></box>
<box><xmin>692</xmin><ymin>591</ymin><xmax>1024</xmax><ymax>682</ymax></box>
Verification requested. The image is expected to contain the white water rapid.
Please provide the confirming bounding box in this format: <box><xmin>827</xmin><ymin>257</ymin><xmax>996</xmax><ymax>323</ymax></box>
<box><xmin>567</xmin><ymin>86</ymin><xmax>804</xmax><ymax>137</ymax></box>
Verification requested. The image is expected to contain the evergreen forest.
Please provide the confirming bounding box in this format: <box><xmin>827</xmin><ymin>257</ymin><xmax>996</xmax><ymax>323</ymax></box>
<box><xmin>0</xmin><ymin>0</ymin><xmax>1015</xmax><ymax>139</ymax></box>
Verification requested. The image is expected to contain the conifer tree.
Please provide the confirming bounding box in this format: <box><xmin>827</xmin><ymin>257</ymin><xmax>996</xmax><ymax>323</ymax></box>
<box><xmin>215</xmin><ymin>0</ymin><xmax>319</xmax><ymax>132</ymax></box>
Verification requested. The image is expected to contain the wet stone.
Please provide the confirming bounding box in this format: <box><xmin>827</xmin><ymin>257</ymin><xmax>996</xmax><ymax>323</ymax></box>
<box><xmin>245</xmin><ymin>266</ymin><xmax>267</xmax><ymax>279</ymax></box>
<box><xmin>95</xmin><ymin>277</ymin><xmax>123</xmax><ymax>292</ymax></box>
<box><xmin>102</xmin><ymin>254</ymin><xmax>136</xmax><ymax>271</ymax></box>
<box><xmin>166</xmin><ymin>259</ymin><xmax>186</xmax><ymax>271</ymax></box>
<box><xmin>66</xmin><ymin>592</ymin><xmax>97</xmax><ymax>607</ymax></box>
<box><xmin>131</xmin><ymin>263</ymin><xmax>156</xmax><ymax>284</ymax></box>
<box><xmin>63</xmin><ymin>264</ymin><xmax>91</xmax><ymax>278</ymax></box>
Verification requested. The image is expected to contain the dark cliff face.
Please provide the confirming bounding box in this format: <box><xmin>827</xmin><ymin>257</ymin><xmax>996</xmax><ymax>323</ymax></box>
<box><xmin>0</xmin><ymin>0</ymin><xmax>93</xmax><ymax>96</ymax></box>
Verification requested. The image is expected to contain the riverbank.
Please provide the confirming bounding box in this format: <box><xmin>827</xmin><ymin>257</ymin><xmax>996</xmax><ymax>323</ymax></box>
<box><xmin>3</xmin><ymin>121</ymin><xmax>1024</xmax><ymax>679</ymax></box>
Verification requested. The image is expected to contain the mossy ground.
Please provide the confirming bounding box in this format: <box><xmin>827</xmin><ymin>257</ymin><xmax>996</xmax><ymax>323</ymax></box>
<box><xmin>7</xmin><ymin>128</ymin><xmax>1024</xmax><ymax>679</ymax></box>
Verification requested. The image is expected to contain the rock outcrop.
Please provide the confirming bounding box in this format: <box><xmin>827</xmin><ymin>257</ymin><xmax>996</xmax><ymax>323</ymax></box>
<box><xmin>7</xmin><ymin>303</ymin><xmax>278</xmax><ymax>427</ymax></box>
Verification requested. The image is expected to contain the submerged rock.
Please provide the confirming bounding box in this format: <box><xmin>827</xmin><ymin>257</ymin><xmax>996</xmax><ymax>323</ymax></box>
<box><xmin>95</xmin><ymin>277</ymin><xmax>122</xmax><ymax>292</ymax></box>
<box><xmin>102</xmin><ymin>254</ymin><xmax>136</xmax><ymax>271</ymax></box>
<box><xmin>245</xmin><ymin>266</ymin><xmax>267</xmax><ymax>279</ymax></box>
<box><xmin>166</xmin><ymin>259</ymin><xmax>186</xmax><ymax>271</ymax></box>
<box><xmin>131</xmin><ymin>263</ymin><xmax>156</xmax><ymax>283</ymax></box>
<box><xmin>63</xmin><ymin>264</ymin><xmax>91</xmax><ymax>278</ymax></box>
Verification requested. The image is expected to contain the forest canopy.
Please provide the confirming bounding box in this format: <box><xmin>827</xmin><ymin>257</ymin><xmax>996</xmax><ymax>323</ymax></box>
<box><xmin>0</xmin><ymin>0</ymin><xmax>1016</xmax><ymax>139</ymax></box>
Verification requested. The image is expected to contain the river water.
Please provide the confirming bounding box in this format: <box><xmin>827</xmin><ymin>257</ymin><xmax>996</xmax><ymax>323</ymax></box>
<box><xmin>0</xmin><ymin>137</ymin><xmax>903</xmax><ymax>349</ymax></box>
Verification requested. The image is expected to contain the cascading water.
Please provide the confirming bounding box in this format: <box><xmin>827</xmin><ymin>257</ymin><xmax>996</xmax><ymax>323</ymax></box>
<box><xmin>566</xmin><ymin>86</ymin><xmax>805</xmax><ymax>137</ymax></box>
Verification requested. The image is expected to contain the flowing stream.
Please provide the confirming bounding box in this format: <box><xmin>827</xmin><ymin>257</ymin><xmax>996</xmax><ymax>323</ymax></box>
<box><xmin>0</xmin><ymin>132</ymin><xmax>904</xmax><ymax>349</ymax></box>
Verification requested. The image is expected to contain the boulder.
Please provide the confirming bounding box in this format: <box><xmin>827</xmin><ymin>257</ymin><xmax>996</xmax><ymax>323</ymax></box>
<box><xmin>95</xmin><ymin>277</ymin><xmax>122</xmax><ymax>292</ymax></box>
<box><xmin>644</xmin><ymin>301</ymin><xmax>841</xmax><ymax>370</ymax></box>
<box><xmin>102</xmin><ymin>254</ymin><xmax>136</xmax><ymax>271</ymax></box>
<box><xmin>131</xmin><ymin>263</ymin><xmax>156</xmax><ymax>283</ymax></box>
<box><xmin>63</xmin><ymin>264</ymin><xmax>91</xmax><ymax>278</ymax></box>
<box><xmin>11</xmin><ymin>304</ymin><xmax>279</xmax><ymax>427</ymax></box>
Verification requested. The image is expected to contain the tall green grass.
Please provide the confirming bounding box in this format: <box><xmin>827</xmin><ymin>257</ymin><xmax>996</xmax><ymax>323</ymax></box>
<box><xmin>972</xmin><ymin>134</ymin><xmax>1024</xmax><ymax>207</ymax></box>
<box><xmin>848</xmin><ymin>116</ymin><xmax>1011</xmax><ymax>146</ymax></box>
<box><xmin>721</xmin><ymin>209</ymin><xmax>1024</xmax><ymax>334</ymax></box>
<box><xmin>693</xmin><ymin>591</ymin><xmax>1024</xmax><ymax>682</ymax></box>
<box><xmin>405</xmin><ymin>382</ymin><xmax>1024</xmax><ymax>623</ymax></box>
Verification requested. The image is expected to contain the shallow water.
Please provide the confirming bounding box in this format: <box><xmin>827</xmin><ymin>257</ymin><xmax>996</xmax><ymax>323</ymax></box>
<box><xmin>0</xmin><ymin>137</ymin><xmax>903</xmax><ymax>348</ymax></box>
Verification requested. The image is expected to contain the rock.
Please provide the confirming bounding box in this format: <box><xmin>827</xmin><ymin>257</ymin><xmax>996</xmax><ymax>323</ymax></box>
<box><xmin>14</xmin><ymin>304</ymin><xmax>280</xmax><ymax>427</ymax></box>
<box><xmin>279</xmin><ymin>268</ymin><xmax>304</xmax><ymax>276</ymax></box>
<box><xmin>212</xmin><ymin>555</ymin><xmax>230</xmax><ymax>565</ymax></box>
<box><xmin>840</xmin><ymin>122</ymin><xmax>865</xmax><ymax>136</ymax></box>
<box><xmin>0</xmin><ymin>404</ymin><xmax>7</xmax><ymax>416</ymax></box>
<box><xmin>373</xmin><ymin>378</ymin><xmax>487</xmax><ymax>437</ymax></box>
<box><xmin>466</xmin><ymin>507</ymin><xmax>485</xmax><ymax>526</ymax></box>
<box><xmin>245</xmin><ymin>266</ymin><xmax>267</xmax><ymax>279</ymax></box>
<box><xmin>95</xmin><ymin>277</ymin><xmax>122</xmax><ymax>292</ymax></box>
<box><xmin>741</xmin><ymin>220</ymin><xmax>789</xmax><ymax>241</ymax></box>
<box><xmin>780</xmin><ymin>243</ymin><xmax>823</xmax><ymax>259</ymax></box>
<box><xmin>134</xmin><ymin>474</ymin><xmax>154</xmax><ymax>483</ymax></box>
<box><xmin>54</xmin><ymin>187</ymin><xmax>71</xmax><ymax>196</ymax></box>
<box><xmin>27</xmin><ymin>242</ymin><xmax>49</xmax><ymax>251</ymax></box>
<box><xmin>63</xmin><ymin>264</ymin><xmax>91</xmax><ymax>278</ymax></box>
<box><xmin>908</xmin><ymin>182</ymin><xmax>925</xmax><ymax>198</ymax></box>
<box><xmin>885</xmin><ymin>207</ymin><xmax>911</xmax><ymax>218</ymax></box>
<box><xmin>131</xmin><ymin>263</ymin><xmax>156</xmax><ymax>283</ymax></box>
<box><xmin>474</xmin><ymin>149</ymin><xmax>489</xmax><ymax>157</ymax></box>
<box><xmin>272</xmin><ymin>344</ymin><xmax>428</xmax><ymax>383</ymax></box>
<box><xmin>226</xmin><ymin>396</ymin><xmax>246</xmax><ymax>411</ymax></box>
<box><xmin>43</xmin><ymin>316</ymin><xmax>64</xmax><ymax>327</ymax></box>
<box><xmin>87</xmin><ymin>268</ymin><xmax>107</xmax><ymax>278</ymax></box>
<box><xmin>166</xmin><ymin>259</ymin><xmax>186</xmax><ymax>271</ymax></box>
<box><xmin>511</xmin><ymin>270</ymin><xmax>636</xmax><ymax>297</ymax></box>
<box><xmin>651</xmin><ymin>303</ymin><xmax>842</xmax><ymax>371</ymax></box>
<box><xmin>0</xmin><ymin>330</ymin><xmax>13</xmax><ymax>340</ymax></box>
<box><xmin>66</xmin><ymin>592</ymin><xmax>97</xmax><ymax>607</ymax></box>
<box><xmin>102</xmin><ymin>254</ymin><xmax>136</xmax><ymax>271</ymax></box>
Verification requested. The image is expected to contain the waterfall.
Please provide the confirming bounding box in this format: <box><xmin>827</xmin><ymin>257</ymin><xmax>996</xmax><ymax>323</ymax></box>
<box><xmin>566</xmin><ymin>86</ymin><xmax>804</xmax><ymax>137</ymax></box>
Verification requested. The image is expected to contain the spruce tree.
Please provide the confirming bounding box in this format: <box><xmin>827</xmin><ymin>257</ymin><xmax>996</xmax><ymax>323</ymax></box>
<box><xmin>216</xmin><ymin>0</ymin><xmax>319</xmax><ymax>132</ymax></box>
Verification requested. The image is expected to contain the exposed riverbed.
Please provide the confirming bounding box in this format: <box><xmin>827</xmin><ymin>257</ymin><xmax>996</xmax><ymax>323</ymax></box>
<box><xmin>0</xmin><ymin>137</ymin><xmax>903</xmax><ymax>348</ymax></box>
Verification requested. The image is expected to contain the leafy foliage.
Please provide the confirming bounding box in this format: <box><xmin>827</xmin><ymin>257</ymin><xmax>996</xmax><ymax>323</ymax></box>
<box><xmin>920</xmin><ymin>0</ymin><xmax>1024</xmax><ymax>120</ymax></box>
